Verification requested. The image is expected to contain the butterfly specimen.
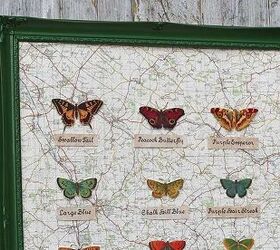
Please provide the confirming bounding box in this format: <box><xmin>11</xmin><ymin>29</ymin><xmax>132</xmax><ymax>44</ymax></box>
<box><xmin>210</xmin><ymin>108</ymin><xmax>258</xmax><ymax>131</ymax></box>
<box><xmin>147</xmin><ymin>179</ymin><xmax>184</xmax><ymax>199</ymax></box>
<box><xmin>223</xmin><ymin>238</ymin><xmax>254</xmax><ymax>250</ymax></box>
<box><xmin>58</xmin><ymin>246</ymin><xmax>100</xmax><ymax>250</ymax></box>
<box><xmin>52</xmin><ymin>99</ymin><xmax>103</xmax><ymax>131</ymax></box>
<box><xmin>139</xmin><ymin>106</ymin><xmax>185</xmax><ymax>129</ymax></box>
<box><xmin>149</xmin><ymin>240</ymin><xmax>186</xmax><ymax>250</ymax></box>
<box><xmin>57</xmin><ymin>177</ymin><xmax>97</xmax><ymax>199</ymax></box>
<box><xmin>220</xmin><ymin>178</ymin><xmax>252</xmax><ymax>198</ymax></box>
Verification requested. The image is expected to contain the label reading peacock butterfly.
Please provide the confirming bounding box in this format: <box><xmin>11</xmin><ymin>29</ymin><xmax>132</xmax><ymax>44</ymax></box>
<box><xmin>134</xmin><ymin>134</ymin><xmax>187</xmax><ymax>148</ymax></box>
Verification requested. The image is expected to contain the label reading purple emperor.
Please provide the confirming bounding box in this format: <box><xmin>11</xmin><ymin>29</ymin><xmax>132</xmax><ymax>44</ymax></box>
<box><xmin>208</xmin><ymin>136</ymin><xmax>259</xmax><ymax>150</ymax></box>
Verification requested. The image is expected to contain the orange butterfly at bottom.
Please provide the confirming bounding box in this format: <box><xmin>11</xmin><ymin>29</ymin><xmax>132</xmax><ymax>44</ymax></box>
<box><xmin>149</xmin><ymin>240</ymin><xmax>186</xmax><ymax>250</ymax></box>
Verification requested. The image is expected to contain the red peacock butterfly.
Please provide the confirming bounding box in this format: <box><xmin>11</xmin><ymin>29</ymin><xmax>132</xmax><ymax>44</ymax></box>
<box><xmin>139</xmin><ymin>106</ymin><xmax>185</xmax><ymax>129</ymax></box>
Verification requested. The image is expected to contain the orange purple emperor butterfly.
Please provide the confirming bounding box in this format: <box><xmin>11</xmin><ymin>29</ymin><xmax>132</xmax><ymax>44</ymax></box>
<box><xmin>211</xmin><ymin>107</ymin><xmax>258</xmax><ymax>131</ymax></box>
<box><xmin>52</xmin><ymin>99</ymin><xmax>103</xmax><ymax>131</ymax></box>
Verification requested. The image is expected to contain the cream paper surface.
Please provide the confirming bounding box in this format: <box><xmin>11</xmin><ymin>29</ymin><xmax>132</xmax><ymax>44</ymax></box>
<box><xmin>20</xmin><ymin>43</ymin><xmax>279</xmax><ymax>249</ymax></box>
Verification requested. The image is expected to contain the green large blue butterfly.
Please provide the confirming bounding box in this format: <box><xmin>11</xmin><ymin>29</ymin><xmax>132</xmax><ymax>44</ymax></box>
<box><xmin>220</xmin><ymin>178</ymin><xmax>252</xmax><ymax>198</ymax></box>
<box><xmin>223</xmin><ymin>238</ymin><xmax>254</xmax><ymax>250</ymax></box>
<box><xmin>57</xmin><ymin>177</ymin><xmax>97</xmax><ymax>199</ymax></box>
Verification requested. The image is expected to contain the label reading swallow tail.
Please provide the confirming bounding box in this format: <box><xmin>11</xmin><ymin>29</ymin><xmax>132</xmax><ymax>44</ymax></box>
<box><xmin>142</xmin><ymin>205</ymin><xmax>189</xmax><ymax>220</ymax></box>
<box><xmin>207</xmin><ymin>205</ymin><xmax>260</xmax><ymax>218</ymax></box>
<box><xmin>56</xmin><ymin>206</ymin><xmax>96</xmax><ymax>221</ymax></box>
<box><xmin>54</xmin><ymin>134</ymin><xmax>98</xmax><ymax>147</ymax></box>
<box><xmin>208</xmin><ymin>137</ymin><xmax>259</xmax><ymax>150</ymax></box>
<box><xmin>134</xmin><ymin>134</ymin><xmax>187</xmax><ymax>148</ymax></box>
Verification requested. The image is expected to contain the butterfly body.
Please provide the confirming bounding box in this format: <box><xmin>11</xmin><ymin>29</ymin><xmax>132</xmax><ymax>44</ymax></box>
<box><xmin>52</xmin><ymin>99</ymin><xmax>103</xmax><ymax>131</ymax></box>
<box><xmin>57</xmin><ymin>177</ymin><xmax>97</xmax><ymax>199</ymax></box>
<box><xmin>147</xmin><ymin>179</ymin><xmax>184</xmax><ymax>199</ymax></box>
<box><xmin>139</xmin><ymin>106</ymin><xmax>185</xmax><ymax>129</ymax></box>
<box><xmin>149</xmin><ymin>240</ymin><xmax>186</xmax><ymax>250</ymax></box>
<box><xmin>220</xmin><ymin>178</ymin><xmax>252</xmax><ymax>198</ymax></box>
<box><xmin>223</xmin><ymin>238</ymin><xmax>254</xmax><ymax>250</ymax></box>
<box><xmin>211</xmin><ymin>108</ymin><xmax>258</xmax><ymax>131</ymax></box>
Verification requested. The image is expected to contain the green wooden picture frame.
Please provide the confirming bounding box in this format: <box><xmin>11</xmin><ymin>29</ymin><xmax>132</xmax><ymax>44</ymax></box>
<box><xmin>1</xmin><ymin>16</ymin><xmax>280</xmax><ymax>250</ymax></box>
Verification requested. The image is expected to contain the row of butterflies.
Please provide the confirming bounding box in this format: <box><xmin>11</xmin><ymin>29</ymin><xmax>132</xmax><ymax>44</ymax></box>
<box><xmin>57</xmin><ymin>177</ymin><xmax>252</xmax><ymax>199</ymax></box>
<box><xmin>58</xmin><ymin>239</ymin><xmax>255</xmax><ymax>250</ymax></box>
<box><xmin>52</xmin><ymin>99</ymin><xmax>258</xmax><ymax>131</ymax></box>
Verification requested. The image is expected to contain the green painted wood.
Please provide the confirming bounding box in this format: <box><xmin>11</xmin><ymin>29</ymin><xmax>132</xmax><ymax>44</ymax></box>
<box><xmin>1</xmin><ymin>15</ymin><xmax>280</xmax><ymax>249</ymax></box>
<box><xmin>1</xmin><ymin>17</ymin><xmax>22</xmax><ymax>250</ymax></box>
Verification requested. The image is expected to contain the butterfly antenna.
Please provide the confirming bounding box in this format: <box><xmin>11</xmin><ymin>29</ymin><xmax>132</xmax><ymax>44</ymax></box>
<box><xmin>155</xmin><ymin>101</ymin><xmax>159</xmax><ymax>109</ymax></box>
<box><xmin>239</xmin><ymin>235</ymin><xmax>246</xmax><ymax>241</ymax></box>
<box><xmin>163</xmin><ymin>102</ymin><xmax>168</xmax><ymax>109</ymax></box>
<box><xmin>88</xmin><ymin>123</ymin><xmax>93</xmax><ymax>130</ymax></box>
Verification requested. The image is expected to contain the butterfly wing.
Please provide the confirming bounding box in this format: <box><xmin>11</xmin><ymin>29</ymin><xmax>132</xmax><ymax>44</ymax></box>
<box><xmin>235</xmin><ymin>108</ymin><xmax>258</xmax><ymax>131</ymax></box>
<box><xmin>58</xmin><ymin>247</ymin><xmax>75</xmax><ymax>250</ymax></box>
<box><xmin>220</xmin><ymin>179</ymin><xmax>236</xmax><ymax>198</ymax></box>
<box><xmin>78</xmin><ymin>178</ymin><xmax>97</xmax><ymax>198</ymax></box>
<box><xmin>239</xmin><ymin>239</ymin><xmax>254</xmax><ymax>250</ymax></box>
<box><xmin>166</xmin><ymin>179</ymin><xmax>184</xmax><ymax>199</ymax></box>
<box><xmin>161</xmin><ymin>108</ymin><xmax>185</xmax><ymax>129</ymax></box>
<box><xmin>52</xmin><ymin>99</ymin><xmax>76</xmax><ymax>127</ymax></box>
<box><xmin>236</xmin><ymin>179</ymin><xmax>252</xmax><ymax>198</ymax></box>
<box><xmin>77</xmin><ymin>100</ymin><xmax>103</xmax><ymax>127</ymax></box>
<box><xmin>223</xmin><ymin>238</ymin><xmax>238</xmax><ymax>250</ymax></box>
<box><xmin>139</xmin><ymin>106</ymin><xmax>162</xmax><ymax>128</ymax></box>
<box><xmin>57</xmin><ymin>178</ymin><xmax>77</xmax><ymax>199</ymax></box>
<box><xmin>147</xmin><ymin>179</ymin><xmax>167</xmax><ymax>198</ymax></box>
<box><xmin>149</xmin><ymin>241</ymin><xmax>167</xmax><ymax>250</ymax></box>
<box><xmin>211</xmin><ymin>108</ymin><xmax>234</xmax><ymax>131</ymax></box>
<box><xmin>82</xmin><ymin>246</ymin><xmax>101</xmax><ymax>250</ymax></box>
<box><xmin>168</xmin><ymin>240</ymin><xmax>186</xmax><ymax>250</ymax></box>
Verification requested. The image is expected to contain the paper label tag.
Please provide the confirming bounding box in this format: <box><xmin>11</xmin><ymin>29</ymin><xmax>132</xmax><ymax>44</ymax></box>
<box><xmin>59</xmin><ymin>246</ymin><xmax>100</xmax><ymax>250</ymax></box>
<box><xmin>207</xmin><ymin>205</ymin><xmax>260</xmax><ymax>218</ymax></box>
<box><xmin>54</xmin><ymin>134</ymin><xmax>98</xmax><ymax>147</ymax></box>
<box><xmin>134</xmin><ymin>134</ymin><xmax>187</xmax><ymax>148</ymax></box>
<box><xmin>141</xmin><ymin>205</ymin><xmax>188</xmax><ymax>220</ymax></box>
<box><xmin>56</xmin><ymin>206</ymin><xmax>96</xmax><ymax>220</ymax></box>
<box><xmin>208</xmin><ymin>136</ymin><xmax>259</xmax><ymax>150</ymax></box>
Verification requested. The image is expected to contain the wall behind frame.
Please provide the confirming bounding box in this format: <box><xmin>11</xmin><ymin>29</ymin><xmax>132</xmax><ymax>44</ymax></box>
<box><xmin>0</xmin><ymin>0</ymin><xmax>280</xmax><ymax>26</ymax></box>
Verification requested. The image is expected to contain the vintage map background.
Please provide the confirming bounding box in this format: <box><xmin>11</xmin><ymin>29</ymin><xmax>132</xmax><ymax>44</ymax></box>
<box><xmin>19</xmin><ymin>42</ymin><xmax>280</xmax><ymax>249</ymax></box>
